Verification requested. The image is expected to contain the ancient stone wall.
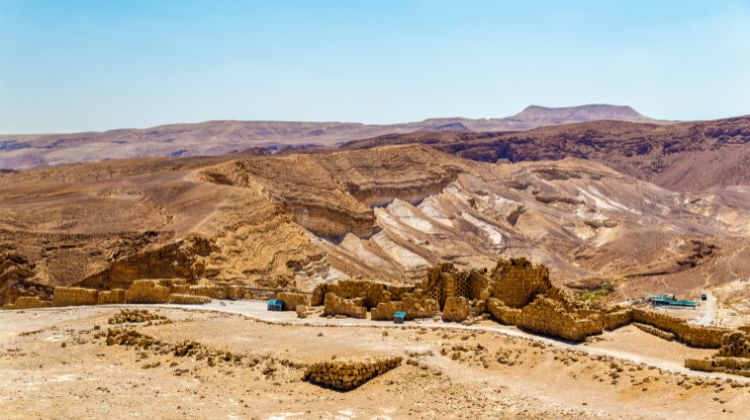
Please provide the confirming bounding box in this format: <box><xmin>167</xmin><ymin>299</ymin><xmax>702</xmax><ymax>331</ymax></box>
<box><xmin>601</xmin><ymin>308</ymin><xmax>633</xmax><ymax>331</ymax></box>
<box><xmin>52</xmin><ymin>287</ymin><xmax>98</xmax><ymax>306</ymax></box>
<box><xmin>125</xmin><ymin>280</ymin><xmax>170</xmax><ymax>304</ymax></box>
<box><xmin>168</xmin><ymin>293</ymin><xmax>211</xmax><ymax>304</ymax></box>
<box><xmin>2</xmin><ymin>296</ymin><xmax>53</xmax><ymax>310</ymax></box>
<box><xmin>312</xmin><ymin>280</ymin><xmax>413</xmax><ymax>308</ymax></box>
<box><xmin>632</xmin><ymin>308</ymin><xmax>726</xmax><ymax>348</ymax></box>
<box><xmin>97</xmin><ymin>289</ymin><xmax>126</xmax><ymax>305</ymax></box>
<box><xmin>717</xmin><ymin>332</ymin><xmax>750</xmax><ymax>358</ymax></box>
<box><xmin>488</xmin><ymin>258</ymin><xmax>551</xmax><ymax>308</ymax></box>
<box><xmin>634</xmin><ymin>323</ymin><xmax>676</xmax><ymax>341</ymax></box>
<box><xmin>303</xmin><ymin>357</ymin><xmax>402</xmax><ymax>391</ymax></box>
<box><xmin>514</xmin><ymin>296</ymin><xmax>602</xmax><ymax>342</ymax></box>
<box><xmin>371</xmin><ymin>295</ymin><xmax>439</xmax><ymax>321</ymax></box>
<box><xmin>486</xmin><ymin>298</ymin><xmax>521</xmax><ymax>325</ymax></box>
<box><xmin>323</xmin><ymin>293</ymin><xmax>367</xmax><ymax>319</ymax></box>
<box><xmin>442</xmin><ymin>296</ymin><xmax>470</xmax><ymax>322</ymax></box>
<box><xmin>275</xmin><ymin>292</ymin><xmax>311</xmax><ymax>311</ymax></box>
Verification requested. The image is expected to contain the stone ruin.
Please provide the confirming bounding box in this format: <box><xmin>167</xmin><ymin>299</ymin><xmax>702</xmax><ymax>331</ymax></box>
<box><xmin>303</xmin><ymin>356</ymin><xmax>402</xmax><ymax>391</ymax></box>
<box><xmin>1</xmin><ymin>278</ymin><xmax>255</xmax><ymax>310</ymax></box>
<box><xmin>685</xmin><ymin>332</ymin><xmax>750</xmax><ymax>376</ymax></box>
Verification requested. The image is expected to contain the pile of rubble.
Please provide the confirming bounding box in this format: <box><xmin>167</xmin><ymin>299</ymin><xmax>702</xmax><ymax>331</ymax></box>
<box><xmin>108</xmin><ymin>309</ymin><xmax>171</xmax><ymax>325</ymax></box>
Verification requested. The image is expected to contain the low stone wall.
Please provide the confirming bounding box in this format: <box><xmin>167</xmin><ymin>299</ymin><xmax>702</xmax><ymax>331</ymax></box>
<box><xmin>2</xmin><ymin>296</ymin><xmax>53</xmax><ymax>310</ymax></box>
<box><xmin>125</xmin><ymin>280</ymin><xmax>170</xmax><ymax>304</ymax></box>
<box><xmin>634</xmin><ymin>323</ymin><xmax>676</xmax><ymax>341</ymax></box>
<box><xmin>303</xmin><ymin>357</ymin><xmax>402</xmax><ymax>391</ymax></box>
<box><xmin>168</xmin><ymin>293</ymin><xmax>211</xmax><ymax>304</ymax></box>
<box><xmin>190</xmin><ymin>285</ymin><xmax>228</xmax><ymax>300</ymax></box>
<box><xmin>685</xmin><ymin>357</ymin><xmax>750</xmax><ymax>377</ymax></box>
<box><xmin>486</xmin><ymin>298</ymin><xmax>521</xmax><ymax>325</ymax></box>
<box><xmin>276</xmin><ymin>292</ymin><xmax>311</xmax><ymax>311</ymax></box>
<box><xmin>632</xmin><ymin>309</ymin><xmax>726</xmax><ymax>348</ymax></box>
<box><xmin>515</xmin><ymin>297</ymin><xmax>603</xmax><ymax>342</ymax></box>
<box><xmin>312</xmin><ymin>280</ymin><xmax>413</xmax><ymax>308</ymax></box>
<box><xmin>371</xmin><ymin>295</ymin><xmax>439</xmax><ymax>321</ymax></box>
<box><xmin>53</xmin><ymin>287</ymin><xmax>98</xmax><ymax>306</ymax></box>
<box><xmin>323</xmin><ymin>293</ymin><xmax>366</xmax><ymax>319</ymax></box>
<box><xmin>601</xmin><ymin>308</ymin><xmax>633</xmax><ymax>331</ymax></box>
<box><xmin>717</xmin><ymin>332</ymin><xmax>750</xmax><ymax>358</ymax></box>
<box><xmin>442</xmin><ymin>296</ymin><xmax>470</xmax><ymax>322</ymax></box>
<box><xmin>97</xmin><ymin>289</ymin><xmax>126</xmax><ymax>305</ymax></box>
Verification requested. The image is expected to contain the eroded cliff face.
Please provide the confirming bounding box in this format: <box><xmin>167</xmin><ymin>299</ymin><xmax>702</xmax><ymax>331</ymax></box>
<box><xmin>197</xmin><ymin>145</ymin><xmax>463</xmax><ymax>240</ymax></box>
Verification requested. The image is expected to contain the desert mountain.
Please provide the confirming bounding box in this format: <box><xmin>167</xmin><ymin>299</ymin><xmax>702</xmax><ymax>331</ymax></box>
<box><xmin>0</xmin><ymin>104</ymin><xmax>661</xmax><ymax>169</ymax></box>
<box><xmin>3</xmin><ymin>144</ymin><xmax>750</xmax><ymax>304</ymax></box>
<box><xmin>341</xmin><ymin>116</ymin><xmax>750</xmax><ymax>192</ymax></box>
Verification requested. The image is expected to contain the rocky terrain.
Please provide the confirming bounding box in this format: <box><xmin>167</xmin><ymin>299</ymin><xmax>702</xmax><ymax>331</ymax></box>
<box><xmin>3</xmin><ymin>140</ymin><xmax>750</xmax><ymax>304</ymax></box>
<box><xmin>0</xmin><ymin>104</ymin><xmax>661</xmax><ymax>169</ymax></box>
<box><xmin>341</xmin><ymin>115</ymin><xmax>750</xmax><ymax>192</ymax></box>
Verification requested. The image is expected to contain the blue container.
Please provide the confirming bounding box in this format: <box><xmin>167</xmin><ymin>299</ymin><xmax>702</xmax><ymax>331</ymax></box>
<box><xmin>394</xmin><ymin>311</ymin><xmax>406</xmax><ymax>324</ymax></box>
<box><xmin>267</xmin><ymin>299</ymin><xmax>284</xmax><ymax>311</ymax></box>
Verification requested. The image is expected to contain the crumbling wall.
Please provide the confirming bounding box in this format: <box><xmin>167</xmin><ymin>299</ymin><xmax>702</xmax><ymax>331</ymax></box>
<box><xmin>601</xmin><ymin>308</ymin><xmax>633</xmax><ymax>331</ymax></box>
<box><xmin>323</xmin><ymin>292</ymin><xmax>366</xmax><ymax>319</ymax></box>
<box><xmin>717</xmin><ymin>332</ymin><xmax>750</xmax><ymax>358</ymax></box>
<box><xmin>169</xmin><ymin>293</ymin><xmax>211</xmax><ymax>304</ymax></box>
<box><xmin>53</xmin><ymin>287</ymin><xmax>98</xmax><ymax>306</ymax></box>
<box><xmin>685</xmin><ymin>357</ymin><xmax>750</xmax><ymax>377</ymax></box>
<box><xmin>515</xmin><ymin>296</ymin><xmax>603</xmax><ymax>342</ymax></box>
<box><xmin>442</xmin><ymin>296</ymin><xmax>470</xmax><ymax>322</ymax></box>
<box><xmin>97</xmin><ymin>289</ymin><xmax>126</xmax><ymax>305</ymax></box>
<box><xmin>189</xmin><ymin>285</ymin><xmax>227</xmax><ymax>300</ymax></box>
<box><xmin>632</xmin><ymin>308</ymin><xmax>725</xmax><ymax>348</ymax></box>
<box><xmin>486</xmin><ymin>298</ymin><xmax>521</xmax><ymax>324</ymax></box>
<box><xmin>371</xmin><ymin>295</ymin><xmax>439</xmax><ymax>321</ymax></box>
<box><xmin>125</xmin><ymin>280</ymin><xmax>170</xmax><ymax>304</ymax></box>
<box><xmin>275</xmin><ymin>292</ymin><xmax>311</xmax><ymax>311</ymax></box>
<box><xmin>488</xmin><ymin>258</ymin><xmax>551</xmax><ymax>308</ymax></box>
<box><xmin>634</xmin><ymin>323</ymin><xmax>676</xmax><ymax>341</ymax></box>
<box><xmin>2</xmin><ymin>296</ymin><xmax>53</xmax><ymax>310</ymax></box>
<box><xmin>303</xmin><ymin>357</ymin><xmax>402</xmax><ymax>391</ymax></box>
<box><xmin>312</xmin><ymin>280</ymin><xmax>413</xmax><ymax>308</ymax></box>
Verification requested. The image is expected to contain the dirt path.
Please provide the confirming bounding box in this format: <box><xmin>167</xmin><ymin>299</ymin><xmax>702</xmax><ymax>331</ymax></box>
<box><xmin>145</xmin><ymin>300</ymin><xmax>742</xmax><ymax>382</ymax></box>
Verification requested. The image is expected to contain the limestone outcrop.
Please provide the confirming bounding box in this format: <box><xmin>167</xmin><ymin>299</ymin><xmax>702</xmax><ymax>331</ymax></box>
<box><xmin>303</xmin><ymin>357</ymin><xmax>402</xmax><ymax>391</ymax></box>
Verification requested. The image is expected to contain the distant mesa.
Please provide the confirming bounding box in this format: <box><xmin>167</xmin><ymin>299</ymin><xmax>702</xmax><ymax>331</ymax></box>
<box><xmin>0</xmin><ymin>103</ymin><xmax>664</xmax><ymax>170</ymax></box>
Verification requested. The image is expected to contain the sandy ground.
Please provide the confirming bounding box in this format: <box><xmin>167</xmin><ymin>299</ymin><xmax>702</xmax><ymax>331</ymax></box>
<box><xmin>2</xmin><ymin>303</ymin><xmax>750</xmax><ymax>419</ymax></box>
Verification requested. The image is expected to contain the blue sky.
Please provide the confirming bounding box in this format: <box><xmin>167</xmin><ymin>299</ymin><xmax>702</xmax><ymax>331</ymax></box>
<box><xmin>1</xmin><ymin>0</ymin><xmax>749</xmax><ymax>133</ymax></box>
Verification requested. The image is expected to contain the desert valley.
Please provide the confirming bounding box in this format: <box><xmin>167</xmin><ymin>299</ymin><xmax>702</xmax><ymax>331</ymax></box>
<box><xmin>3</xmin><ymin>104</ymin><xmax>750</xmax><ymax>418</ymax></box>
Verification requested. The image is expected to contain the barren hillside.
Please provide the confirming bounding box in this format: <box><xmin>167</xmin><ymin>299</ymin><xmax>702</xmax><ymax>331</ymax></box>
<box><xmin>342</xmin><ymin>116</ymin><xmax>750</xmax><ymax>192</ymax></box>
<box><xmin>3</xmin><ymin>144</ymin><xmax>750</xmax><ymax>303</ymax></box>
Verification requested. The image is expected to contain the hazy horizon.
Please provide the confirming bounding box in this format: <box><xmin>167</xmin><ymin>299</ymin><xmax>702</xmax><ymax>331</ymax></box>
<box><xmin>2</xmin><ymin>0</ymin><xmax>749</xmax><ymax>134</ymax></box>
